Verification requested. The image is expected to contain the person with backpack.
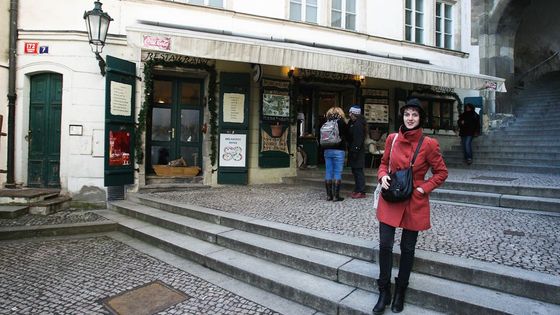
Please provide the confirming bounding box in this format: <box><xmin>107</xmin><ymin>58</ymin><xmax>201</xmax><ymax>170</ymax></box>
<box><xmin>320</xmin><ymin>106</ymin><xmax>348</xmax><ymax>201</ymax></box>
<box><xmin>347</xmin><ymin>105</ymin><xmax>367</xmax><ymax>198</ymax></box>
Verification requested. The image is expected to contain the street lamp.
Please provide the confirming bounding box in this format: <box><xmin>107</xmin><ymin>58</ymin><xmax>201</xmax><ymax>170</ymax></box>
<box><xmin>83</xmin><ymin>1</ymin><xmax>113</xmax><ymax>76</ymax></box>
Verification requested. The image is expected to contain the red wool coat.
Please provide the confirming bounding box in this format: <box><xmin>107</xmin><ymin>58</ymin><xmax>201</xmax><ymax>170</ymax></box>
<box><xmin>376</xmin><ymin>128</ymin><xmax>448</xmax><ymax>231</ymax></box>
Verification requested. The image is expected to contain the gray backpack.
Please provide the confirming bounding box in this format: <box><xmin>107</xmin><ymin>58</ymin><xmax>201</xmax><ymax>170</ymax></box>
<box><xmin>320</xmin><ymin>119</ymin><xmax>341</xmax><ymax>147</ymax></box>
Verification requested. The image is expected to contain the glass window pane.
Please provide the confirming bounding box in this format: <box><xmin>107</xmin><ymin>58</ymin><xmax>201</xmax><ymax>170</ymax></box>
<box><xmin>209</xmin><ymin>0</ymin><xmax>223</xmax><ymax>7</ymax></box>
<box><xmin>445</xmin><ymin>19</ymin><xmax>452</xmax><ymax>33</ymax></box>
<box><xmin>332</xmin><ymin>0</ymin><xmax>341</xmax><ymax>10</ymax></box>
<box><xmin>436</xmin><ymin>3</ymin><xmax>441</xmax><ymax>16</ymax></box>
<box><xmin>436</xmin><ymin>33</ymin><xmax>441</xmax><ymax>47</ymax></box>
<box><xmin>180</xmin><ymin>146</ymin><xmax>200</xmax><ymax>167</ymax></box>
<box><xmin>406</xmin><ymin>0</ymin><xmax>412</xmax><ymax>9</ymax></box>
<box><xmin>346</xmin><ymin>13</ymin><xmax>355</xmax><ymax>30</ymax></box>
<box><xmin>153</xmin><ymin>80</ymin><xmax>172</xmax><ymax>105</ymax></box>
<box><xmin>331</xmin><ymin>11</ymin><xmax>341</xmax><ymax>27</ymax></box>
<box><xmin>405</xmin><ymin>10</ymin><xmax>412</xmax><ymax>25</ymax></box>
<box><xmin>346</xmin><ymin>0</ymin><xmax>356</xmax><ymax>13</ymax></box>
<box><xmin>306</xmin><ymin>6</ymin><xmax>317</xmax><ymax>23</ymax></box>
<box><xmin>180</xmin><ymin>82</ymin><xmax>201</xmax><ymax>105</ymax></box>
<box><xmin>405</xmin><ymin>26</ymin><xmax>412</xmax><ymax>41</ymax></box>
<box><xmin>151</xmin><ymin>108</ymin><xmax>171</xmax><ymax>141</ymax></box>
<box><xmin>189</xmin><ymin>0</ymin><xmax>204</xmax><ymax>5</ymax></box>
<box><xmin>445</xmin><ymin>34</ymin><xmax>452</xmax><ymax>49</ymax></box>
<box><xmin>180</xmin><ymin>109</ymin><xmax>200</xmax><ymax>143</ymax></box>
<box><xmin>415</xmin><ymin>0</ymin><xmax>423</xmax><ymax>12</ymax></box>
<box><xmin>290</xmin><ymin>3</ymin><xmax>302</xmax><ymax>21</ymax></box>
<box><xmin>432</xmin><ymin>102</ymin><xmax>441</xmax><ymax>117</ymax></box>
<box><xmin>308</xmin><ymin>0</ymin><xmax>317</xmax><ymax>5</ymax></box>
<box><xmin>415</xmin><ymin>28</ymin><xmax>423</xmax><ymax>43</ymax></box>
<box><xmin>416</xmin><ymin>12</ymin><xmax>423</xmax><ymax>27</ymax></box>
<box><xmin>445</xmin><ymin>4</ymin><xmax>452</xmax><ymax>18</ymax></box>
<box><xmin>152</xmin><ymin>146</ymin><xmax>170</xmax><ymax>165</ymax></box>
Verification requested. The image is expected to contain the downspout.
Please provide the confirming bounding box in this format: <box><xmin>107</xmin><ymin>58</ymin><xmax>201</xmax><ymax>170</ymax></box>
<box><xmin>5</xmin><ymin>0</ymin><xmax>18</xmax><ymax>188</ymax></box>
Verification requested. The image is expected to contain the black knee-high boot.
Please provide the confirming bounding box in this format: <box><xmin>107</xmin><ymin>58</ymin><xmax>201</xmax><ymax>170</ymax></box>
<box><xmin>325</xmin><ymin>180</ymin><xmax>333</xmax><ymax>201</ymax></box>
<box><xmin>391</xmin><ymin>277</ymin><xmax>408</xmax><ymax>313</ymax></box>
<box><xmin>372</xmin><ymin>279</ymin><xmax>391</xmax><ymax>314</ymax></box>
<box><xmin>333</xmin><ymin>180</ymin><xmax>344</xmax><ymax>201</ymax></box>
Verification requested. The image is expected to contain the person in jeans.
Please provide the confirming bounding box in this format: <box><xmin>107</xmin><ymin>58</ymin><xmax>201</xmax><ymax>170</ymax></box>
<box><xmin>322</xmin><ymin>106</ymin><xmax>348</xmax><ymax>202</ymax></box>
<box><xmin>458</xmin><ymin>103</ymin><xmax>480</xmax><ymax>165</ymax></box>
<box><xmin>373</xmin><ymin>98</ymin><xmax>448</xmax><ymax>314</ymax></box>
<box><xmin>347</xmin><ymin>105</ymin><xmax>367</xmax><ymax>198</ymax></box>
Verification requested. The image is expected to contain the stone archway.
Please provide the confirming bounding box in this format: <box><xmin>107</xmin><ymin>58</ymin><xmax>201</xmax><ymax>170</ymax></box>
<box><xmin>472</xmin><ymin>0</ymin><xmax>559</xmax><ymax>113</ymax></box>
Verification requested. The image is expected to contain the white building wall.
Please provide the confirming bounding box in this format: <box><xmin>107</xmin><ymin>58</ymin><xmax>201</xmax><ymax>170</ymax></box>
<box><xmin>0</xmin><ymin>0</ymin><xmax>10</xmax><ymax>183</ymax></box>
<box><xmin>11</xmin><ymin>0</ymin><xmax>485</xmax><ymax>193</ymax></box>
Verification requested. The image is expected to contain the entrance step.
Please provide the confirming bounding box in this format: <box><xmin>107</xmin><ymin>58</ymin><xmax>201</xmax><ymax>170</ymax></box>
<box><xmin>0</xmin><ymin>205</ymin><xmax>29</xmax><ymax>219</ymax></box>
<box><xmin>0</xmin><ymin>188</ymin><xmax>71</xmax><ymax>216</ymax></box>
<box><xmin>98</xmin><ymin>195</ymin><xmax>560</xmax><ymax>315</ymax></box>
<box><xmin>288</xmin><ymin>171</ymin><xmax>560</xmax><ymax>213</ymax></box>
<box><xmin>139</xmin><ymin>182</ymin><xmax>210</xmax><ymax>193</ymax></box>
<box><xmin>145</xmin><ymin>175</ymin><xmax>204</xmax><ymax>186</ymax></box>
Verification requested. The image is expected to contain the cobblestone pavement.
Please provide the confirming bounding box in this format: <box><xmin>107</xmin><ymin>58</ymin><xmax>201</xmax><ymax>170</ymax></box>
<box><xmin>151</xmin><ymin>183</ymin><xmax>560</xmax><ymax>276</ymax></box>
<box><xmin>0</xmin><ymin>236</ymin><xmax>280</xmax><ymax>315</ymax></box>
<box><xmin>0</xmin><ymin>209</ymin><xmax>106</xmax><ymax>228</ymax></box>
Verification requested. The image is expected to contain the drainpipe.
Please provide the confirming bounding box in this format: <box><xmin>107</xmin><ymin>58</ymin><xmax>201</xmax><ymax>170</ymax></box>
<box><xmin>5</xmin><ymin>0</ymin><xmax>18</xmax><ymax>188</ymax></box>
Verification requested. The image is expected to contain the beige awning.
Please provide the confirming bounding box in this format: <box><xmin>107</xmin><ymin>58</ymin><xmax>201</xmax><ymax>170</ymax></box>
<box><xmin>127</xmin><ymin>23</ymin><xmax>506</xmax><ymax>92</ymax></box>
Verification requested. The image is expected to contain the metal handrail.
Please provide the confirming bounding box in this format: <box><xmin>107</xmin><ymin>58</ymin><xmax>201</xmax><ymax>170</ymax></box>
<box><xmin>516</xmin><ymin>51</ymin><xmax>559</xmax><ymax>85</ymax></box>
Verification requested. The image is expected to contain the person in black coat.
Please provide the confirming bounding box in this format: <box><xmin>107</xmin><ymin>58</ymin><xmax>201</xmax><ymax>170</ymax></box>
<box><xmin>458</xmin><ymin>103</ymin><xmax>480</xmax><ymax>165</ymax></box>
<box><xmin>347</xmin><ymin>105</ymin><xmax>367</xmax><ymax>198</ymax></box>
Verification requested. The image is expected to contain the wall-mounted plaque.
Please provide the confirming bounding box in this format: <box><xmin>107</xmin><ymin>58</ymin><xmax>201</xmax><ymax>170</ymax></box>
<box><xmin>223</xmin><ymin>93</ymin><xmax>245</xmax><ymax>123</ymax></box>
<box><xmin>364</xmin><ymin>103</ymin><xmax>389</xmax><ymax>123</ymax></box>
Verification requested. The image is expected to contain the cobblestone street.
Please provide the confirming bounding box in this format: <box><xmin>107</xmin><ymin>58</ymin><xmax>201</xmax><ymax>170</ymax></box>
<box><xmin>0</xmin><ymin>236</ymin><xmax>280</xmax><ymax>315</ymax></box>
<box><xmin>151</xmin><ymin>183</ymin><xmax>560</xmax><ymax>276</ymax></box>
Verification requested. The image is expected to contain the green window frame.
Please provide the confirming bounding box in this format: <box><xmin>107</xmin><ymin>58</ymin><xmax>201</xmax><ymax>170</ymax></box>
<box><xmin>419</xmin><ymin>98</ymin><xmax>454</xmax><ymax>130</ymax></box>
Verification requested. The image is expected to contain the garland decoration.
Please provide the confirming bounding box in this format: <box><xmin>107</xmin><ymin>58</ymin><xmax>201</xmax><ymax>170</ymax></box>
<box><xmin>136</xmin><ymin>58</ymin><xmax>218</xmax><ymax>166</ymax></box>
<box><xmin>411</xmin><ymin>87</ymin><xmax>463</xmax><ymax>115</ymax></box>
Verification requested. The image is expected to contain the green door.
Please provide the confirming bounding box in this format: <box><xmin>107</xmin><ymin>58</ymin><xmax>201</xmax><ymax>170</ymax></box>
<box><xmin>28</xmin><ymin>73</ymin><xmax>62</xmax><ymax>187</ymax></box>
<box><xmin>149</xmin><ymin>78</ymin><xmax>203</xmax><ymax>172</ymax></box>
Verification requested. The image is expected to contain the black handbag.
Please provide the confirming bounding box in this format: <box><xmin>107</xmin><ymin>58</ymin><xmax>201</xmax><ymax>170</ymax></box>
<box><xmin>381</xmin><ymin>135</ymin><xmax>424</xmax><ymax>202</ymax></box>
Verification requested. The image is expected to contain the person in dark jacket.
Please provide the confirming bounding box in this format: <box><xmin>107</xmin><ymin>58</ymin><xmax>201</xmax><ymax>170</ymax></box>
<box><xmin>322</xmin><ymin>106</ymin><xmax>348</xmax><ymax>202</ymax></box>
<box><xmin>458</xmin><ymin>103</ymin><xmax>480</xmax><ymax>165</ymax></box>
<box><xmin>347</xmin><ymin>105</ymin><xmax>367</xmax><ymax>198</ymax></box>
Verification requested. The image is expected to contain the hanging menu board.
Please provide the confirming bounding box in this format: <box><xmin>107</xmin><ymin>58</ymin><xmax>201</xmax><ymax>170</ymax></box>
<box><xmin>362</xmin><ymin>89</ymin><xmax>389</xmax><ymax>123</ymax></box>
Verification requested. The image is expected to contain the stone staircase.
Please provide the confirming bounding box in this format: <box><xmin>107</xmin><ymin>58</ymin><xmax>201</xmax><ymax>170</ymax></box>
<box><xmin>443</xmin><ymin>79</ymin><xmax>560</xmax><ymax>174</ymax></box>
<box><xmin>97</xmin><ymin>194</ymin><xmax>560</xmax><ymax>315</ymax></box>
<box><xmin>290</xmin><ymin>169</ymin><xmax>560</xmax><ymax>214</ymax></box>
<box><xmin>0</xmin><ymin>188</ymin><xmax>71</xmax><ymax>218</ymax></box>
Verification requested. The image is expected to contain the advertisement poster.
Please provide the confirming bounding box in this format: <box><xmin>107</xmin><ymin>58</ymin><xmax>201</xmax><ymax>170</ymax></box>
<box><xmin>223</xmin><ymin>93</ymin><xmax>245</xmax><ymax>123</ymax></box>
<box><xmin>364</xmin><ymin>103</ymin><xmax>389</xmax><ymax>123</ymax></box>
<box><xmin>263</xmin><ymin>93</ymin><xmax>290</xmax><ymax>118</ymax></box>
<box><xmin>109</xmin><ymin>130</ymin><xmax>131</xmax><ymax>166</ymax></box>
<box><xmin>219</xmin><ymin>133</ymin><xmax>246</xmax><ymax>167</ymax></box>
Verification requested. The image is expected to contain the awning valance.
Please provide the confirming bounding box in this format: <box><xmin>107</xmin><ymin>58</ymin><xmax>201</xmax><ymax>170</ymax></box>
<box><xmin>127</xmin><ymin>23</ymin><xmax>506</xmax><ymax>92</ymax></box>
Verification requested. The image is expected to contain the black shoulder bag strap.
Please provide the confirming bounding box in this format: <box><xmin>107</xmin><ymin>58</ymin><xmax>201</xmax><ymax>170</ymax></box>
<box><xmin>410</xmin><ymin>136</ymin><xmax>425</xmax><ymax>167</ymax></box>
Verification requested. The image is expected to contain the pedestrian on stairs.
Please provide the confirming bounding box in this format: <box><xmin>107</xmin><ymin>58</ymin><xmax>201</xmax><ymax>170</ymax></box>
<box><xmin>321</xmin><ymin>106</ymin><xmax>348</xmax><ymax>202</ymax></box>
<box><xmin>373</xmin><ymin>98</ymin><xmax>448</xmax><ymax>314</ymax></box>
<box><xmin>458</xmin><ymin>103</ymin><xmax>480</xmax><ymax>165</ymax></box>
<box><xmin>347</xmin><ymin>105</ymin><xmax>367</xmax><ymax>199</ymax></box>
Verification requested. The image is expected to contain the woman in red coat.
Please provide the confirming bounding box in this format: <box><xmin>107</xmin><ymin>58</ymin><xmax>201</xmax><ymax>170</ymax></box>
<box><xmin>373</xmin><ymin>99</ymin><xmax>448</xmax><ymax>314</ymax></box>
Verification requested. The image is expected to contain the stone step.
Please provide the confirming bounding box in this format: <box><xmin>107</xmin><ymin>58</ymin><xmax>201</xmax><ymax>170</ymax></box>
<box><xmin>0</xmin><ymin>221</ymin><xmax>117</xmax><ymax>240</ymax></box>
<box><xmin>443</xmin><ymin>161</ymin><xmax>560</xmax><ymax>175</ymax></box>
<box><xmin>291</xmin><ymin>176</ymin><xmax>560</xmax><ymax>213</ymax></box>
<box><xmin>138</xmin><ymin>182</ymin><xmax>210</xmax><ymax>193</ymax></box>
<box><xmin>449</xmin><ymin>145</ymin><xmax>560</xmax><ymax>153</ymax></box>
<box><xmin>443</xmin><ymin>150</ymin><xmax>560</xmax><ymax>161</ymax></box>
<box><xmin>473</xmin><ymin>139</ymin><xmax>560</xmax><ymax>147</ymax></box>
<box><xmin>443</xmin><ymin>153</ymin><xmax>560</xmax><ymax>167</ymax></box>
<box><xmin>145</xmin><ymin>175</ymin><xmax>204</xmax><ymax>186</ymax></box>
<box><xmin>0</xmin><ymin>205</ymin><xmax>29</xmax><ymax>219</ymax></box>
<box><xmin>0</xmin><ymin>188</ymin><xmax>60</xmax><ymax>204</ymax></box>
<box><xmin>489</xmin><ymin>130</ymin><xmax>560</xmax><ymax>137</ymax></box>
<box><xmin>98</xmin><ymin>205</ymin><xmax>560</xmax><ymax>314</ymax></box>
<box><xmin>28</xmin><ymin>195</ymin><xmax>72</xmax><ymax>215</ymax></box>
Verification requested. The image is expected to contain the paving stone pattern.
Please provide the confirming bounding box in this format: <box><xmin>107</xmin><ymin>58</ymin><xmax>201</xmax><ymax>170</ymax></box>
<box><xmin>151</xmin><ymin>184</ymin><xmax>560</xmax><ymax>276</ymax></box>
<box><xmin>0</xmin><ymin>210</ymin><xmax>106</xmax><ymax>228</ymax></box>
<box><xmin>0</xmin><ymin>237</ymin><xmax>280</xmax><ymax>315</ymax></box>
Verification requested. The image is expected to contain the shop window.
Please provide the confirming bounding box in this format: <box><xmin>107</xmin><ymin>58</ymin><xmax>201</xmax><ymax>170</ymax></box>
<box><xmin>421</xmin><ymin>99</ymin><xmax>454</xmax><ymax>130</ymax></box>
<box><xmin>331</xmin><ymin>0</ymin><xmax>356</xmax><ymax>30</ymax></box>
<box><xmin>187</xmin><ymin>0</ymin><xmax>223</xmax><ymax>8</ymax></box>
<box><xmin>290</xmin><ymin>0</ymin><xmax>318</xmax><ymax>23</ymax></box>
<box><xmin>436</xmin><ymin>2</ymin><xmax>453</xmax><ymax>49</ymax></box>
<box><xmin>405</xmin><ymin>0</ymin><xmax>424</xmax><ymax>44</ymax></box>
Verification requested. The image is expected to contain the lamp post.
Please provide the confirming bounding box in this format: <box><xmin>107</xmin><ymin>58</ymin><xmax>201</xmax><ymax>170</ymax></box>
<box><xmin>83</xmin><ymin>1</ymin><xmax>113</xmax><ymax>76</ymax></box>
